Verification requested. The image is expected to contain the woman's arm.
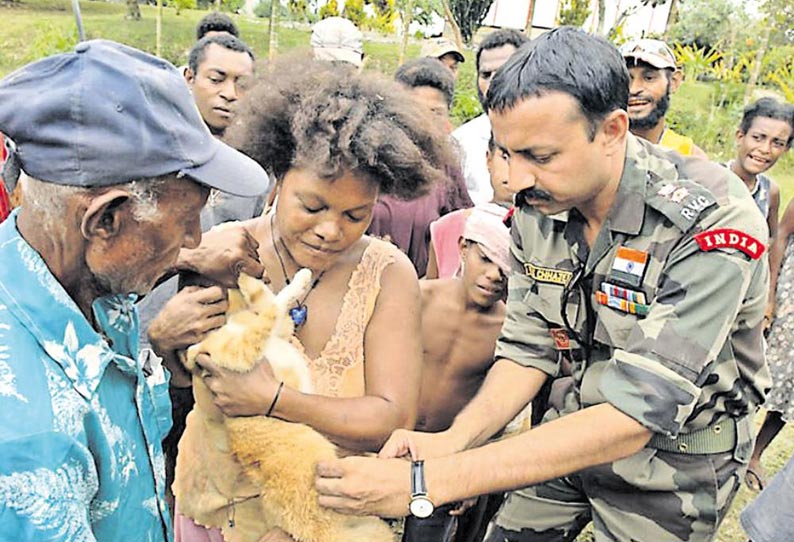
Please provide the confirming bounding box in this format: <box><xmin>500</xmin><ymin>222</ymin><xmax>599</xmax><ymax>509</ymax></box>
<box><xmin>273</xmin><ymin>252</ymin><xmax>422</xmax><ymax>451</ymax></box>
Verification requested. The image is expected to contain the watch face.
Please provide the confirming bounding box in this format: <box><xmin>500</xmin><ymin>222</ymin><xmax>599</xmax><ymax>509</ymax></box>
<box><xmin>409</xmin><ymin>497</ymin><xmax>434</xmax><ymax>519</ymax></box>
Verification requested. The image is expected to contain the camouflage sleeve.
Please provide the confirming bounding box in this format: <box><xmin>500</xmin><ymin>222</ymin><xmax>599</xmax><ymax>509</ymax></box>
<box><xmin>599</xmin><ymin>205</ymin><xmax>769</xmax><ymax>438</ymax></box>
<box><xmin>495</xmin><ymin>214</ymin><xmax>560</xmax><ymax>377</ymax></box>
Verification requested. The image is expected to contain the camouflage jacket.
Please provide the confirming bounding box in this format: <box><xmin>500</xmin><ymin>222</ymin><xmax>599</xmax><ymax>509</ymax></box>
<box><xmin>495</xmin><ymin>135</ymin><xmax>771</xmax><ymax>455</ymax></box>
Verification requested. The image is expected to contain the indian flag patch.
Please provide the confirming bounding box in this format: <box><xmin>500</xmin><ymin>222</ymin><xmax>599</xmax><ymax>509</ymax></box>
<box><xmin>610</xmin><ymin>246</ymin><xmax>648</xmax><ymax>288</ymax></box>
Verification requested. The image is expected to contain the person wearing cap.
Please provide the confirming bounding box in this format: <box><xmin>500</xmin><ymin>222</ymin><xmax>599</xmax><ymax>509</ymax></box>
<box><xmin>452</xmin><ymin>29</ymin><xmax>529</xmax><ymax>205</ymax></box>
<box><xmin>621</xmin><ymin>38</ymin><xmax>708</xmax><ymax>158</ymax></box>
<box><xmin>406</xmin><ymin>205</ymin><xmax>514</xmax><ymax>542</ymax></box>
<box><xmin>315</xmin><ymin>28</ymin><xmax>769</xmax><ymax>542</ymax></box>
<box><xmin>0</xmin><ymin>40</ymin><xmax>269</xmax><ymax>542</ymax></box>
<box><xmin>423</xmin><ymin>38</ymin><xmax>465</xmax><ymax>78</ymax></box>
<box><xmin>311</xmin><ymin>16</ymin><xmax>364</xmax><ymax>68</ymax></box>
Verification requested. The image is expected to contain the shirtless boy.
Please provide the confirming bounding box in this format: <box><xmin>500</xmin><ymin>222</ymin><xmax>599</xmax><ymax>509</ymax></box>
<box><xmin>404</xmin><ymin>207</ymin><xmax>511</xmax><ymax>542</ymax></box>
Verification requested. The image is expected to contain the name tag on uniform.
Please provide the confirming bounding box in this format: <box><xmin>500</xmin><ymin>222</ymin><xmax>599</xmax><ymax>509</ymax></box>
<box><xmin>524</xmin><ymin>263</ymin><xmax>572</xmax><ymax>286</ymax></box>
<box><xmin>595</xmin><ymin>291</ymin><xmax>650</xmax><ymax>316</ymax></box>
<box><xmin>609</xmin><ymin>246</ymin><xmax>648</xmax><ymax>288</ymax></box>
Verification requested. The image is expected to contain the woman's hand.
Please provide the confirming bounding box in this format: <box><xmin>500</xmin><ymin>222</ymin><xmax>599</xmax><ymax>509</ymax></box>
<box><xmin>196</xmin><ymin>353</ymin><xmax>282</xmax><ymax>417</ymax></box>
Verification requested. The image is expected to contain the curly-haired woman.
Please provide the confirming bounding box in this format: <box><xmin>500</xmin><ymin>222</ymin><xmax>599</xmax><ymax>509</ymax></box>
<box><xmin>166</xmin><ymin>57</ymin><xmax>454</xmax><ymax>542</ymax></box>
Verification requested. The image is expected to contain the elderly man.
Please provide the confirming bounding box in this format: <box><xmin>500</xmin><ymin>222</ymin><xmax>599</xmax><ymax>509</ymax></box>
<box><xmin>0</xmin><ymin>40</ymin><xmax>269</xmax><ymax>541</ymax></box>
<box><xmin>316</xmin><ymin>28</ymin><xmax>769</xmax><ymax>542</ymax></box>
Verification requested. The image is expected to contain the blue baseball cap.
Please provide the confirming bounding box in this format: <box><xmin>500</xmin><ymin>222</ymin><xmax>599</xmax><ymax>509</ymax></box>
<box><xmin>0</xmin><ymin>40</ymin><xmax>269</xmax><ymax>197</ymax></box>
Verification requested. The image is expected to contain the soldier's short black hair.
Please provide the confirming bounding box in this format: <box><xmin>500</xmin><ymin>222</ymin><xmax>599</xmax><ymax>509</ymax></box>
<box><xmin>475</xmin><ymin>29</ymin><xmax>529</xmax><ymax>73</ymax></box>
<box><xmin>188</xmin><ymin>34</ymin><xmax>255</xmax><ymax>75</ymax></box>
<box><xmin>739</xmin><ymin>97</ymin><xmax>794</xmax><ymax>147</ymax></box>
<box><xmin>486</xmin><ymin>27</ymin><xmax>628</xmax><ymax>141</ymax></box>
<box><xmin>196</xmin><ymin>11</ymin><xmax>239</xmax><ymax>40</ymax></box>
<box><xmin>394</xmin><ymin>57</ymin><xmax>455</xmax><ymax>107</ymax></box>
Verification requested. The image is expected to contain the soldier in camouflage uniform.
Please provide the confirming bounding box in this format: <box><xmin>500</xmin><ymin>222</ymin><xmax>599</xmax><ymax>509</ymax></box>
<box><xmin>314</xmin><ymin>27</ymin><xmax>771</xmax><ymax>542</ymax></box>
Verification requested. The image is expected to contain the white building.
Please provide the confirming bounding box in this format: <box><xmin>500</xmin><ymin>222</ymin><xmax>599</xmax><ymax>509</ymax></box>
<box><xmin>481</xmin><ymin>0</ymin><xmax>673</xmax><ymax>39</ymax></box>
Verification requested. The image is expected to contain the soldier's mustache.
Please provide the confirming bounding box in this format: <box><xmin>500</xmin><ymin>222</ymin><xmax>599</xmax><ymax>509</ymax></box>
<box><xmin>517</xmin><ymin>188</ymin><xmax>553</xmax><ymax>203</ymax></box>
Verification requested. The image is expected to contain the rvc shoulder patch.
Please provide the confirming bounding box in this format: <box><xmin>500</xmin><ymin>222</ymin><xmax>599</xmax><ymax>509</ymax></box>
<box><xmin>524</xmin><ymin>263</ymin><xmax>572</xmax><ymax>286</ymax></box>
<box><xmin>694</xmin><ymin>228</ymin><xmax>765</xmax><ymax>259</ymax></box>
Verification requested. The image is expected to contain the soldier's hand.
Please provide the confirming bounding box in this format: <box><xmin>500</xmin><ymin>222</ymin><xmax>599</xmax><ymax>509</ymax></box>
<box><xmin>315</xmin><ymin>456</ymin><xmax>411</xmax><ymax>518</ymax></box>
<box><xmin>178</xmin><ymin>225</ymin><xmax>265</xmax><ymax>287</ymax></box>
<box><xmin>378</xmin><ymin>428</ymin><xmax>465</xmax><ymax>461</ymax></box>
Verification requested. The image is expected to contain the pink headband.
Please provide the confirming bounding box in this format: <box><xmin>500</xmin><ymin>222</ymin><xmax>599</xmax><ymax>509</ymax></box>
<box><xmin>463</xmin><ymin>203</ymin><xmax>511</xmax><ymax>274</ymax></box>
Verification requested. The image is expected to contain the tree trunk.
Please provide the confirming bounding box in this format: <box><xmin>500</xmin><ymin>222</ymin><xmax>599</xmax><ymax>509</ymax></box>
<box><xmin>663</xmin><ymin>0</ymin><xmax>679</xmax><ymax>38</ymax></box>
<box><xmin>597</xmin><ymin>0</ymin><xmax>607</xmax><ymax>35</ymax></box>
<box><xmin>441</xmin><ymin>0</ymin><xmax>464</xmax><ymax>50</ymax></box>
<box><xmin>398</xmin><ymin>0</ymin><xmax>413</xmax><ymax>66</ymax></box>
<box><xmin>267</xmin><ymin>0</ymin><xmax>279</xmax><ymax>61</ymax></box>
<box><xmin>524</xmin><ymin>0</ymin><xmax>536</xmax><ymax>34</ymax></box>
<box><xmin>744</xmin><ymin>23</ymin><xmax>771</xmax><ymax>103</ymax></box>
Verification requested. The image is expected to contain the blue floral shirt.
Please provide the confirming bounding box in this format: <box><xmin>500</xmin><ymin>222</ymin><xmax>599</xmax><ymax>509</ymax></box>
<box><xmin>0</xmin><ymin>210</ymin><xmax>173</xmax><ymax>542</ymax></box>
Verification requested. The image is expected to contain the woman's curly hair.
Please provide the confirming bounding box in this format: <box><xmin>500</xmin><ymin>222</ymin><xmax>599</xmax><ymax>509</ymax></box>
<box><xmin>225</xmin><ymin>55</ymin><xmax>455</xmax><ymax>199</ymax></box>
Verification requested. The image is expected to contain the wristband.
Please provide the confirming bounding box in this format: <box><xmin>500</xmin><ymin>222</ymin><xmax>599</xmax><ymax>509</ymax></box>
<box><xmin>266</xmin><ymin>381</ymin><xmax>284</xmax><ymax>417</ymax></box>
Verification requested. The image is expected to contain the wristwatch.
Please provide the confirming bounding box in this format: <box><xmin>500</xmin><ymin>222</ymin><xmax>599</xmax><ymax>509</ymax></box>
<box><xmin>408</xmin><ymin>460</ymin><xmax>435</xmax><ymax>518</ymax></box>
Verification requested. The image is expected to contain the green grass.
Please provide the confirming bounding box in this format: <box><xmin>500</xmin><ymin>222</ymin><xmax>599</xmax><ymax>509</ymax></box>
<box><xmin>2</xmin><ymin>4</ymin><xmax>794</xmax><ymax>540</ymax></box>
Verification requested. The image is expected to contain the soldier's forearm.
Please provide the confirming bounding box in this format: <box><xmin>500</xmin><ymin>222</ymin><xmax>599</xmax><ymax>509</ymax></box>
<box><xmin>448</xmin><ymin>359</ymin><xmax>546</xmax><ymax>450</ymax></box>
<box><xmin>427</xmin><ymin>403</ymin><xmax>653</xmax><ymax>506</ymax></box>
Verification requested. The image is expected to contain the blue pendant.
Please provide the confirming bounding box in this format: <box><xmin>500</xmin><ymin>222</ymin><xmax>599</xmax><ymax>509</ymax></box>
<box><xmin>290</xmin><ymin>305</ymin><xmax>308</xmax><ymax>327</ymax></box>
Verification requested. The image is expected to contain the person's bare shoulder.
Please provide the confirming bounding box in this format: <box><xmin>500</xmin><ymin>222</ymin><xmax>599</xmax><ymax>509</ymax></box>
<box><xmin>420</xmin><ymin>277</ymin><xmax>457</xmax><ymax>304</ymax></box>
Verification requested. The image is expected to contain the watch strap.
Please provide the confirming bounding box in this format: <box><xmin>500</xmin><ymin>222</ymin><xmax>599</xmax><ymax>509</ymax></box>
<box><xmin>411</xmin><ymin>460</ymin><xmax>427</xmax><ymax>496</ymax></box>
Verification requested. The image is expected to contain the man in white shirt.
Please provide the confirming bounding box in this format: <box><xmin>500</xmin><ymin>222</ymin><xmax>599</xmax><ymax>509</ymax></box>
<box><xmin>452</xmin><ymin>29</ymin><xmax>528</xmax><ymax>205</ymax></box>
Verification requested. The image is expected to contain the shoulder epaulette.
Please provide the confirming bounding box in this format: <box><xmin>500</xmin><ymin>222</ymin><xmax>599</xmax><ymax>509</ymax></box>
<box><xmin>645</xmin><ymin>171</ymin><xmax>717</xmax><ymax>232</ymax></box>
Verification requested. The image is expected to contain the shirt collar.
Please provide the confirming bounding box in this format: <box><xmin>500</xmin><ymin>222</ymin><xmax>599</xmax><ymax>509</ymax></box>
<box><xmin>604</xmin><ymin>134</ymin><xmax>650</xmax><ymax>236</ymax></box>
<box><xmin>0</xmin><ymin>210</ymin><xmax>140</xmax><ymax>400</ymax></box>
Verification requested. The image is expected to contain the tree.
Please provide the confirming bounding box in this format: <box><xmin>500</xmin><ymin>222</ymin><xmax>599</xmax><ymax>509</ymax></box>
<box><xmin>318</xmin><ymin>0</ymin><xmax>339</xmax><ymax>19</ymax></box>
<box><xmin>267</xmin><ymin>0</ymin><xmax>279</xmax><ymax>60</ymax></box>
<box><xmin>606</xmin><ymin>0</ymin><xmax>671</xmax><ymax>39</ymax></box>
<box><xmin>558</xmin><ymin>0</ymin><xmax>590</xmax><ymax>28</ymax></box>
<box><xmin>668</xmin><ymin>0</ymin><xmax>746</xmax><ymax>48</ymax></box>
<box><xmin>744</xmin><ymin>0</ymin><xmax>794</xmax><ymax>101</ymax></box>
<box><xmin>445</xmin><ymin>0</ymin><xmax>495</xmax><ymax>45</ymax></box>
<box><xmin>173</xmin><ymin>0</ymin><xmax>197</xmax><ymax>15</ymax></box>
<box><xmin>344</xmin><ymin>0</ymin><xmax>367</xmax><ymax>27</ymax></box>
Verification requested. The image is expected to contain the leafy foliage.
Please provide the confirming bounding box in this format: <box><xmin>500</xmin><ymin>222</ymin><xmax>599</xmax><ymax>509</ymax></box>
<box><xmin>173</xmin><ymin>0</ymin><xmax>197</xmax><ymax>15</ymax></box>
<box><xmin>318</xmin><ymin>0</ymin><xmax>339</xmax><ymax>19</ymax></box>
<box><xmin>558</xmin><ymin>0</ymin><xmax>590</xmax><ymax>27</ymax></box>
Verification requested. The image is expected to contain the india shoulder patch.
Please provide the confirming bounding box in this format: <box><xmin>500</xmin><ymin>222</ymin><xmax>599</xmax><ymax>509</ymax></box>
<box><xmin>693</xmin><ymin>228</ymin><xmax>765</xmax><ymax>259</ymax></box>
